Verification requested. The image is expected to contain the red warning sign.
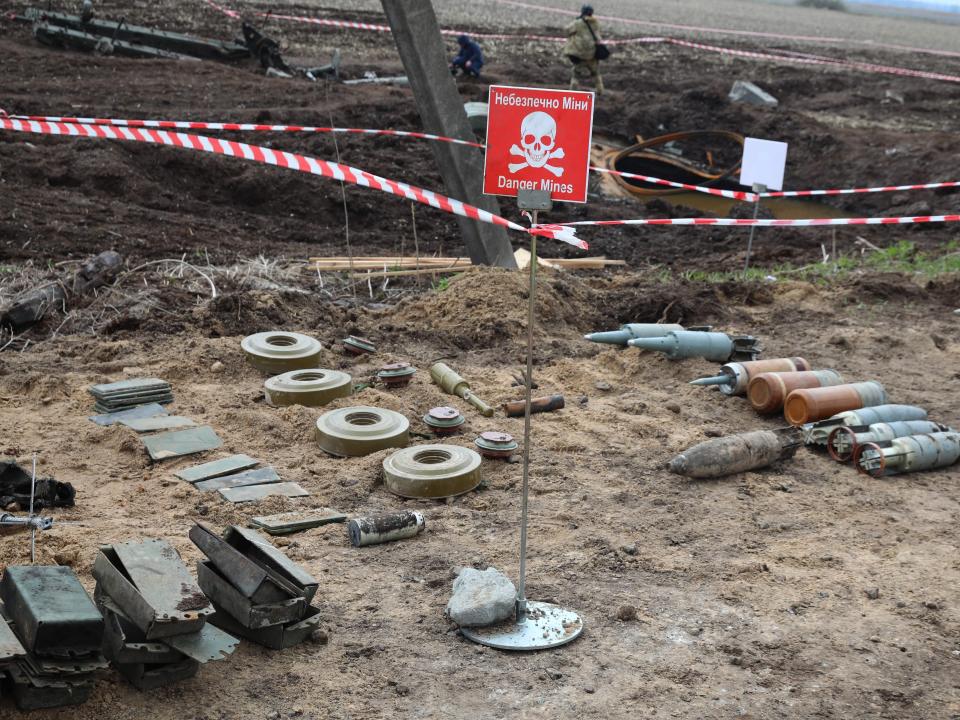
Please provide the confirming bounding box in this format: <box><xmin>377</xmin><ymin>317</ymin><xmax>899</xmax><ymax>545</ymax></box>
<box><xmin>482</xmin><ymin>85</ymin><xmax>595</xmax><ymax>204</ymax></box>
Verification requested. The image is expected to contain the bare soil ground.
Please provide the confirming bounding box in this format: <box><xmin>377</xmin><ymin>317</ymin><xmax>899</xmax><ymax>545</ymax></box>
<box><xmin>1</xmin><ymin>1</ymin><xmax>959</xmax><ymax>719</ymax></box>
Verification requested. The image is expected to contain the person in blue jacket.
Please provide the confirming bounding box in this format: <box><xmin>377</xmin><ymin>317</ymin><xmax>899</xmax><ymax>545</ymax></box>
<box><xmin>450</xmin><ymin>34</ymin><xmax>484</xmax><ymax>78</ymax></box>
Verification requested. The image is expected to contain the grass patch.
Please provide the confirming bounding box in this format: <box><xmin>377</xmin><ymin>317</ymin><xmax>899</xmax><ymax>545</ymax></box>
<box><xmin>653</xmin><ymin>240</ymin><xmax>960</xmax><ymax>284</ymax></box>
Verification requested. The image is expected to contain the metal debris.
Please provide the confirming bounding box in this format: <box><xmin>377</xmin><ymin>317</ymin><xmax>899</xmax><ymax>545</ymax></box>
<box><xmin>729</xmin><ymin>80</ymin><xmax>779</xmax><ymax>108</ymax></box>
<box><xmin>503</xmin><ymin>394</ymin><xmax>565</xmax><ymax>418</ymax></box>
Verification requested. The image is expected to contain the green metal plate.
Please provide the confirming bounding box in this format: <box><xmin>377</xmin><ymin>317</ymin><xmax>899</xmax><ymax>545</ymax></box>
<box><xmin>194</xmin><ymin>467</ymin><xmax>280</xmax><ymax>492</ymax></box>
<box><xmin>175</xmin><ymin>454</ymin><xmax>260</xmax><ymax>483</ymax></box>
<box><xmin>250</xmin><ymin>509</ymin><xmax>347</xmax><ymax>535</ymax></box>
<box><xmin>142</xmin><ymin>426</ymin><xmax>222</xmax><ymax>461</ymax></box>
<box><xmin>219</xmin><ymin>482</ymin><xmax>309</xmax><ymax>503</ymax></box>
<box><xmin>120</xmin><ymin>416</ymin><xmax>197</xmax><ymax>432</ymax></box>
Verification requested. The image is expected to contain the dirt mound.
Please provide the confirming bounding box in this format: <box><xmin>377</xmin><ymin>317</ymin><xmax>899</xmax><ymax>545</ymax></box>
<box><xmin>385</xmin><ymin>268</ymin><xmax>599</xmax><ymax>349</ymax></box>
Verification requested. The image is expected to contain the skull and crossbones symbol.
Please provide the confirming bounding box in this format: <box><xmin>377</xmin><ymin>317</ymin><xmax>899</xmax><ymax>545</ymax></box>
<box><xmin>508</xmin><ymin>111</ymin><xmax>565</xmax><ymax>177</ymax></box>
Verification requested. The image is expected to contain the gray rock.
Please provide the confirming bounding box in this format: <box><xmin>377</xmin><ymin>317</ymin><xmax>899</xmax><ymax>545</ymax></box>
<box><xmin>446</xmin><ymin>567</ymin><xmax>516</xmax><ymax>627</ymax></box>
<box><xmin>729</xmin><ymin>80</ymin><xmax>778</xmax><ymax>108</ymax></box>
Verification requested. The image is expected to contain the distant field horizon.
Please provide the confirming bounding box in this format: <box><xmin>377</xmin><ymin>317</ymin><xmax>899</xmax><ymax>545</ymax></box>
<box><xmin>849</xmin><ymin>0</ymin><xmax>959</xmax><ymax>12</ymax></box>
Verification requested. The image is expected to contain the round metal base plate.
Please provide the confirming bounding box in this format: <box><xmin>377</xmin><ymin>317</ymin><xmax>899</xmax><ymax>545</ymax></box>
<box><xmin>460</xmin><ymin>601</ymin><xmax>584</xmax><ymax>651</ymax></box>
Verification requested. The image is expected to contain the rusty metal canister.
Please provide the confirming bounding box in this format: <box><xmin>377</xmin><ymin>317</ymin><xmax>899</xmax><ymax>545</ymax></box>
<box><xmin>348</xmin><ymin>511</ymin><xmax>425</xmax><ymax>547</ymax></box>
<box><xmin>783</xmin><ymin>381</ymin><xmax>887</xmax><ymax>426</ymax></box>
<box><xmin>667</xmin><ymin>429</ymin><xmax>801</xmax><ymax>479</ymax></box>
<box><xmin>747</xmin><ymin>369</ymin><xmax>843</xmax><ymax>413</ymax></box>
<box><xmin>503</xmin><ymin>394</ymin><xmax>565</xmax><ymax>418</ymax></box>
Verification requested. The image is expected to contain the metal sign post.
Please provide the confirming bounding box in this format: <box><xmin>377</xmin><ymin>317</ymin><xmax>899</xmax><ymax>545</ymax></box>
<box><xmin>742</xmin><ymin>182</ymin><xmax>767</xmax><ymax>276</ymax></box>
<box><xmin>461</xmin><ymin>189</ymin><xmax>584</xmax><ymax>651</ymax></box>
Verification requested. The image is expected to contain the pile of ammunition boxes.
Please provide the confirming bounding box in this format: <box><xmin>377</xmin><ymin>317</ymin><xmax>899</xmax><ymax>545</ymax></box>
<box><xmin>92</xmin><ymin>538</ymin><xmax>237</xmax><ymax>690</ymax></box>
<box><xmin>0</xmin><ymin>566</ymin><xmax>106</xmax><ymax>710</ymax></box>
<box><xmin>191</xmin><ymin>524</ymin><xmax>322</xmax><ymax>649</ymax></box>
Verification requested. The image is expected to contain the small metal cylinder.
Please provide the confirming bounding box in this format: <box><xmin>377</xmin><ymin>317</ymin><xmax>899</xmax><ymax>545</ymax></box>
<box><xmin>377</xmin><ymin>362</ymin><xmax>416</xmax><ymax>387</ymax></box>
<box><xmin>503</xmin><ymin>394</ymin><xmax>565</xmax><ymax>417</ymax></box>
<box><xmin>713</xmin><ymin>357</ymin><xmax>812</xmax><ymax>396</ymax></box>
<box><xmin>348</xmin><ymin>511</ymin><xmax>425</xmax><ymax>547</ymax></box>
<box><xmin>856</xmin><ymin>431</ymin><xmax>960</xmax><ymax>477</ymax></box>
<box><xmin>423</xmin><ymin>406</ymin><xmax>466</xmax><ymax>435</ymax></box>
<box><xmin>828</xmin><ymin>420</ymin><xmax>950</xmax><ymax>461</ymax></box>
<box><xmin>748</xmin><ymin>369</ymin><xmax>843</xmax><ymax>413</ymax></box>
<box><xmin>784</xmin><ymin>381</ymin><xmax>887</xmax><ymax>426</ymax></box>
<box><xmin>342</xmin><ymin>335</ymin><xmax>376</xmax><ymax>355</ymax></box>
<box><xmin>474</xmin><ymin>431</ymin><xmax>518</xmax><ymax>459</ymax></box>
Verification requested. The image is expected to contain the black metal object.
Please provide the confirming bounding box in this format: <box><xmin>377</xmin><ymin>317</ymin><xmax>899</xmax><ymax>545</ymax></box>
<box><xmin>242</xmin><ymin>21</ymin><xmax>293</xmax><ymax>74</ymax></box>
<box><xmin>19</xmin><ymin>8</ymin><xmax>249</xmax><ymax>60</ymax></box>
<box><xmin>0</xmin><ymin>461</ymin><xmax>75</xmax><ymax>511</ymax></box>
<box><xmin>0</xmin><ymin>566</ymin><xmax>103</xmax><ymax>655</ymax></box>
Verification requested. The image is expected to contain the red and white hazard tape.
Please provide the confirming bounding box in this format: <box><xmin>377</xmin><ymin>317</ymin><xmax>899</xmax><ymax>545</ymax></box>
<box><xmin>762</xmin><ymin>181</ymin><xmax>960</xmax><ymax>198</ymax></box>
<box><xmin>0</xmin><ymin>118</ymin><xmax>586</xmax><ymax>249</ymax></box>
<box><xmin>10</xmin><ymin>113</ymin><xmax>960</xmax><ymax>204</ymax></box>
<box><xmin>8</xmin><ymin>114</ymin><xmax>485</xmax><ymax>148</ymax></box>
<box><xmin>557</xmin><ymin>215</ymin><xmax>960</xmax><ymax>228</ymax></box>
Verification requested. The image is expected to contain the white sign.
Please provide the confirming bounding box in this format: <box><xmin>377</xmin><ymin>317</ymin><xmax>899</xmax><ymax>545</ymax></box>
<box><xmin>739</xmin><ymin>137</ymin><xmax>788</xmax><ymax>191</ymax></box>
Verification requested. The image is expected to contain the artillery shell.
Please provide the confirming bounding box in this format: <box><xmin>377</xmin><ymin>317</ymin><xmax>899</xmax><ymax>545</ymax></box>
<box><xmin>667</xmin><ymin>429</ymin><xmax>801</xmax><ymax>479</ymax></box>
<box><xmin>784</xmin><ymin>381</ymin><xmax>887</xmax><ymax>426</ymax></box>
<box><xmin>855</xmin><ymin>431</ymin><xmax>960</xmax><ymax>477</ymax></box>
<box><xmin>503</xmin><ymin>394</ymin><xmax>565</xmax><ymax>417</ymax></box>
<box><xmin>348</xmin><ymin>511</ymin><xmax>425</xmax><ymax>547</ymax></box>
<box><xmin>747</xmin><ymin>369</ymin><xmax>843</xmax><ymax>413</ymax></box>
